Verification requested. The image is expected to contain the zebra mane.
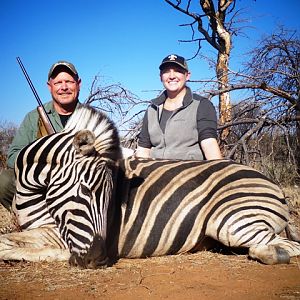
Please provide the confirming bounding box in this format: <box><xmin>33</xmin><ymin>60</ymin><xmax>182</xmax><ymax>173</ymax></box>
<box><xmin>64</xmin><ymin>105</ymin><xmax>121</xmax><ymax>161</ymax></box>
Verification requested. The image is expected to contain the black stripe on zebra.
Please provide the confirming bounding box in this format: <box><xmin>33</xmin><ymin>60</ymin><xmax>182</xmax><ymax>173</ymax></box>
<box><xmin>124</xmin><ymin>162</ymin><xmax>194</xmax><ymax>255</ymax></box>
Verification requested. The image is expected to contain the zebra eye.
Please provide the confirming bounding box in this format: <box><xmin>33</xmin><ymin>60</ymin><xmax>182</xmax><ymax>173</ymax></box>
<box><xmin>80</xmin><ymin>183</ymin><xmax>92</xmax><ymax>198</ymax></box>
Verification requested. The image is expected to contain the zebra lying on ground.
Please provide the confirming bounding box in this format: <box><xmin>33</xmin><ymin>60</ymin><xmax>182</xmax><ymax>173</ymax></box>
<box><xmin>3</xmin><ymin>105</ymin><xmax>121</xmax><ymax>266</ymax></box>
<box><xmin>0</xmin><ymin>105</ymin><xmax>299</xmax><ymax>268</ymax></box>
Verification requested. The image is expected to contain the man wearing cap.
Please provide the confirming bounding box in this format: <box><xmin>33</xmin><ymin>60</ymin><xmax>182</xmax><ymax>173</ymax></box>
<box><xmin>0</xmin><ymin>60</ymin><xmax>81</xmax><ymax>210</ymax></box>
<box><xmin>136</xmin><ymin>54</ymin><xmax>222</xmax><ymax>161</ymax></box>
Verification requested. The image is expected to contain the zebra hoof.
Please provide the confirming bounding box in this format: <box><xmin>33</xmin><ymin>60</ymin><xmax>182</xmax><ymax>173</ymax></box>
<box><xmin>275</xmin><ymin>246</ymin><xmax>291</xmax><ymax>264</ymax></box>
<box><xmin>248</xmin><ymin>245</ymin><xmax>290</xmax><ymax>264</ymax></box>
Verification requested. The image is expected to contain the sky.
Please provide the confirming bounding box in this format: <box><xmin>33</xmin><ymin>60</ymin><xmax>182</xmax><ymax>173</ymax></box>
<box><xmin>1</xmin><ymin>0</ymin><xmax>299</xmax><ymax>125</ymax></box>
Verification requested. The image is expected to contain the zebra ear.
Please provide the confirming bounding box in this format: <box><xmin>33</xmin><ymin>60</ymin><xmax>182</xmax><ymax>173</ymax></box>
<box><xmin>73</xmin><ymin>130</ymin><xmax>96</xmax><ymax>156</ymax></box>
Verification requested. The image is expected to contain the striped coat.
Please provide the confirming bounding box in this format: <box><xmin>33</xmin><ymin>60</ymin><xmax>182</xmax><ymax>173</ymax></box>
<box><xmin>106</xmin><ymin>157</ymin><xmax>299</xmax><ymax>265</ymax></box>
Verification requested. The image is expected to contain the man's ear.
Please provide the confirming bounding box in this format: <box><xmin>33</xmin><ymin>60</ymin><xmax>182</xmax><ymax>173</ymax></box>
<box><xmin>47</xmin><ymin>81</ymin><xmax>51</xmax><ymax>92</ymax></box>
<box><xmin>186</xmin><ymin>71</ymin><xmax>191</xmax><ymax>81</ymax></box>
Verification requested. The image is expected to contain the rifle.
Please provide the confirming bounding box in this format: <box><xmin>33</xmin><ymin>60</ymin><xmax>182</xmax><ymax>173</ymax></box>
<box><xmin>16</xmin><ymin>57</ymin><xmax>56</xmax><ymax>135</ymax></box>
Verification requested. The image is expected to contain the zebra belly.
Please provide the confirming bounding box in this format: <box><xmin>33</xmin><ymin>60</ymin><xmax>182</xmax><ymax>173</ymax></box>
<box><xmin>117</xmin><ymin>206</ymin><xmax>206</xmax><ymax>258</ymax></box>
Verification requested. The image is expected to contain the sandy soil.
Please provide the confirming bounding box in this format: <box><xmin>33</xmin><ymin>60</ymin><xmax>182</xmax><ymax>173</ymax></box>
<box><xmin>1</xmin><ymin>252</ymin><xmax>299</xmax><ymax>300</ymax></box>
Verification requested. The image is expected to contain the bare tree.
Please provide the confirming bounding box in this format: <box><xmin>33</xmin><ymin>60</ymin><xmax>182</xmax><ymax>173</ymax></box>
<box><xmin>244</xmin><ymin>28</ymin><xmax>299</xmax><ymax>110</ymax></box>
<box><xmin>85</xmin><ymin>75</ymin><xmax>150</xmax><ymax>148</ymax></box>
<box><xmin>207</xmin><ymin>27</ymin><xmax>300</xmax><ymax>184</ymax></box>
<box><xmin>164</xmin><ymin>0</ymin><xmax>239</xmax><ymax>138</ymax></box>
<box><xmin>0</xmin><ymin>121</ymin><xmax>17</xmax><ymax>168</ymax></box>
<box><xmin>243</xmin><ymin>27</ymin><xmax>300</xmax><ymax>180</ymax></box>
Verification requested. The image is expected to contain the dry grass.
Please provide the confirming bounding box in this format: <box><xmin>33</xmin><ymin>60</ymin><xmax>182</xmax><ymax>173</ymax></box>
<box><xmin>283</xmin><ymin>185</ymin><xmax>300</xmax><ymax>207</ymax></box>
<box><xmin>0</xmin><ymin>205</ymin><xmax>16</xmax><ymax>233</ymax></box>
<box><xmin>282</xmin><ymin>186</ymin><xmax>300</xmax><ymax>233</ymax></box>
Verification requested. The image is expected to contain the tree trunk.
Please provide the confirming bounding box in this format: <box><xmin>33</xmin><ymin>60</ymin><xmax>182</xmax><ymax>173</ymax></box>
<box><xmin>217</xmin><ymin>51</ymin><xmax>231</xmax><ymax>128</ymax></box>
<box><xmin>215</xmin><ymin>22</ymin><xmax>232</xmax><ymax>140</ymax></box>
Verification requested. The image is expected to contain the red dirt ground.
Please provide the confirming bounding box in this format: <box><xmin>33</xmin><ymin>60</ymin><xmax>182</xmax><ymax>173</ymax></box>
<box><xmin>1</xmin><ymin>251</ymin><xmax>299</xmax><ymax>300</ymax></box>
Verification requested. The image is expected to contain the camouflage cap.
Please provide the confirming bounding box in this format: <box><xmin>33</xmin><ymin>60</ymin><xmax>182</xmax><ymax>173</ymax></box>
<box><xmin>48</xmin><ymin>61</ymin><xmax>78</xmax><ymax>80</ymax></box>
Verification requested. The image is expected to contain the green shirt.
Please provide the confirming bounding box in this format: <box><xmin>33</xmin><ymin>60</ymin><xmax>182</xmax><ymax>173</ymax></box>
<box><xmin>7</xmin><ymin>101</ymin><xmax>80</xmax><ymax>168</ymax></box>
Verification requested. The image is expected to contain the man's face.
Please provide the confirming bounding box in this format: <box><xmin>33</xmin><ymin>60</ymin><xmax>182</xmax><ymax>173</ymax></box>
<box><xmin>47</xmin><ymin>71</ymin><xmax>81</xmax><ymax>109</ymax></box>
<box><xmin>160</xmin><ymin>64</ymin><xmax>190</xmax><ymax>95</ymax></box>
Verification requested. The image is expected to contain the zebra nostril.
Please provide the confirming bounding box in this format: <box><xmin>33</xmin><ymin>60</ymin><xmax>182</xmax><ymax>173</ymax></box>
<box><xmin>86</xmin><ymin>257</ymin><xmax>109</xmax><ymax>269</ymax></box>
<box><xmin>83</xmin><ymin>235</ymin><xmax>109</xmax><ymax>269</ymax></box>
<box><xmin>69</xmin><ymin>253</ymin><xmax>86</xmax><ymax>268</ymax></box>
<box><xmin>69</xmin><ymin>253</ymin><xmax>78</xmax><ymax>267</ymax></box>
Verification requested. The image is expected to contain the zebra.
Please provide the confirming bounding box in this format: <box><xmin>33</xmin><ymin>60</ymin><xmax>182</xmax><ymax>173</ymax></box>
<box><xmin>3</xmin><ymin>105</ymin><xmax>121</xmax><ymax>267</ymax></box>
<box><xmin>0</xmin><ymin>107</ymin><xmax>299</xmax><ymax>268</ymax></box>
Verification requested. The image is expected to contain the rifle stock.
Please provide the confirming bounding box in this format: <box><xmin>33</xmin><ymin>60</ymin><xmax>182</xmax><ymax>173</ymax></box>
<box><xmin>37</xmin><ymin>107</ymin><xmax>56</xmax><ymax>135</ymax></box>
<box><xmin>16</xmin><ymin>57</ymin><xmax>56</xmax><ymax>135</ymax></box>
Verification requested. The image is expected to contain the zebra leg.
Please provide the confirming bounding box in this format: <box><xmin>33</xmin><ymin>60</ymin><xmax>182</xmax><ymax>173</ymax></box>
<box><xmin>212</xmin><ymin>220</ymin><xmax>300</xmax><ymax>264</ymax></box>
<box><xmin>248</xmin><ymin>234</ymin><xmax>300</xmax><ymax>264</ymax></box>
<box><xmin>248</xmin><ymin>243</ymin><xmax>290</xmax><ymax>264</ymax></box>
<box><xmin>0</xmin><ymin>227</ymin><xmax>70</xmax><ymax>262</ymax></box>
<box><xmin>230</xmin><ymin>232</ymin><xmax>300</xmax><ymax>264</ymax></box>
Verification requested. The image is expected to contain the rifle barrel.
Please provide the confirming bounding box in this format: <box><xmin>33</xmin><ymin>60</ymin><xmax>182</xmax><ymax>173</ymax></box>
<box><xmin>16</xmin><ymin>57</ymin><xmax>43</xmax><ymax>107</ymax></box>
<box><xmin>16</xmin><ymin>57</ymin><xmax>56</xmax><ymax>134</ymax></box>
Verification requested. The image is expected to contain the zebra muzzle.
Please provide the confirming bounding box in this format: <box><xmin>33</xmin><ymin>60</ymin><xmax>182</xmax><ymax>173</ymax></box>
<box><xmin>69</xmin><ymin>235</ymin><xmax>110</xmax><ymax>269</ymax></box>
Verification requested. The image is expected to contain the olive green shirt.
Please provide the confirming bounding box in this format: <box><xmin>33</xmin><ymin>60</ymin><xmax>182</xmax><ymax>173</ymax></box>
<box><xmin>7</xmin><ymin>101</ymin><xmax>80</xmax><ymax>168</ymax></box>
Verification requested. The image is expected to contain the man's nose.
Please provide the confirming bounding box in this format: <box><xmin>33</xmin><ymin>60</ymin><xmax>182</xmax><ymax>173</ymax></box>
<box><xmin>60</xmin><ymin>81</ymin><xmax>68</xmax><ymax>89</ymax></box>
